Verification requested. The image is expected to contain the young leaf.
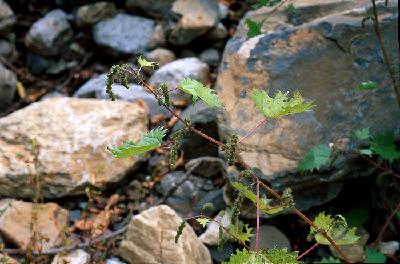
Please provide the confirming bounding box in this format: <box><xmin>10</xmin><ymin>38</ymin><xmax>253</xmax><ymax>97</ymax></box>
<box><xmin>108</xmin><ymin>126</ymin><xmax>167</xmax><ymax>158</ymax></box>
<box><xmin>137</xmin><ymin>55</ymin><xmax>158</xmax><ymax>70</ymax></box>
<box><xmin>369</xmin><ymin>133</ymin><xmax>400</xmax><ymax>161</ymax></box>
<box><xmin>222</xmin><ymin>248</ymin><xmax>302</xmax><ymax>264</ymax></box>
<box><xmin>365</xmin><ymin>247</ymin><xmax>386</xmax><ymax>263</ymax></box>
<box><xmin>310</xmin><ymin>212</ymin><xmax>360</xmax><ymax>245</ymax></box>
<box><xmin>178</xmin><ymin>78</ymin><xmax>224</xmax><ymax>108</ymax></box>
<box><xmin>229</xmin><ymin>221</ymin><xmax>254</xmax><ymax>244</ymax></box>
<box><xmin>354</xmin><ymin>128</ymin><xmax>370</xmax><ymax>140</ymax></box>
<box><xmin>196</xmin><ymin>217</ymin><xmax>210</xmax><ymax>228</ymax></box>
<box><xmin>298</xmin><ymin>144</ymin><xmax>331</xmax><ymax>172</ymax></box>
<box><xmin>250</xmin><ymin>90</ymin><xmax>315</xmax><ymax>119</ymax></box>
<box><xmin>245</xmin><ymin>18</ymin><xmax>262</xmax><ymax>38</ymax></box>
<box><xmin>356</xmin><ymin>81</ymin><xmax>378</xmax><ymax>90</ymax></box>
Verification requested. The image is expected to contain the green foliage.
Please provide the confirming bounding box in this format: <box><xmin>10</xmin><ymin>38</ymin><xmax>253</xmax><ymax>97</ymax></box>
<box><xmin>196</xmin><ymin>217</ymin><xmax>210</xmax><ymax>228</ymax></box>
<box><xmin>137</xmin><ymin>55</ymin><xmax>157</xmax><ymax>70</ymax></box>
<box><xmin>169</xmin><ymin>126</ymin><xmax>190</xmax><ymax>169</ymax></box>
<box><xmin>225</xmin><ymin>134</ymin><xmax>238</xmax><ymax>166</ymax></box>
<box><xmin>297</xmin><ymin>144</ymin><xmax>331</xmax><ymax>172</ymax></box>
<box><xmin>202</xmin><ymin>202</ymin><xmax>214</xmax><ymax>212</ymax></box>
<box><xmin>369</xmin><ymin>133</ymin><xmax>400</xmax><ymax>161</ymax></box>
<box><xmin>108</xmin><ymin>127</ymin><xmax>166</xmax><ymax>158</ymax></box>
<box><xmin>106</xmin><ymin>64</ymin><xmax>130</xmax><ymax>101</ymax></box>
<box><xmin>178</xmin><ymin>78</ymin><xmax>224</xmax><ymax>108</ymax></box>
<box><xmin>229</xmin><ymin>220</ymin><xmax>254</xmax><ymax>244</ymax></box>
<box><xmin>245</xmin><ymin>18</ymin><xmax>263</xmax><ymax>38</ymax></box>
<box><xmin>222</xmin><ymin>248</ymin><xmax>301</xmax><ymax>264</ymax></box>
<box><xmin>285</xmin><ymin>3</ymin><xmax>296</xmax><ymax>14</ymax></box>
<box><xmin>250</xmin><ymin>90</ymin><xmax>315</xmax><ymax>119</ymax></box>
<box><xmin>344</xmin><ymin>206</ymin><xmax>370</xmax><ymax>227</ymax></box>
<box><xmin>365</xmin><ymin>247</ymin><xmax>387</xmax><ymax>263</ymax></box>
<box><xmin>175</xmin><ymin>220</ymin><xmax>186</xmax><ymax>243</ymax></box>
<box><xmin>252</xmin><ymin>0</ymin><xmax>282</xmax><ymax>8</ymax></box>
<box><xmin>317</xmin><ymin>256</ymin><xmax>341</xmax><ymax>263</ymax></box>
<box><xmin>356</xmin><ymin>81</ymin><xmax>378</xmax><ymax>90</ymax></box>
<box><xmin>231</xmin><ymin>188</ymin><xmax>245</xmax><ymax>225</ymax></box>
<box><xmin>158</xmin><ymin>83</ymin><xmax>170</xmax><ymax>107</ymax></box>
<box><xmin>310</xmin><ymin>212</ymin><xmax>360</xmax><ymax>246</ymax></box>
<box><xmin>354</xmin><ymin>128</ymin><xmax>371</xmax><ymax>140</ymax></box>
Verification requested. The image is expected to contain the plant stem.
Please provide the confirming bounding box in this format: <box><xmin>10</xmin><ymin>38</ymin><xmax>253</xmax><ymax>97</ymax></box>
<box><xmin>361</xmin><ymin>155</ymin><xmax>400</xmax><ymax>179</ymax></box>
<box><xmin>297</xmin><ymin>243</ymin><xmax>318</xmax><ymax>260</ymax></box>
<box><xmin>371</xmin><ymin>0</ymin><xmax>400</xmax><ymax>107</ymax></box>
<box><xmin>256</xmin><ymin>181</ymin><xmax>260</xmax><ymax>251</ymax></box>
<box><xmin>372</xmin><ymin>200</ymin><xmax>400</xmax><ymax>247</ymax></box>
<box><xmin>238</xmin><ymin>118</ymin><xmax>268</xmax><ymax>143</ymax></box>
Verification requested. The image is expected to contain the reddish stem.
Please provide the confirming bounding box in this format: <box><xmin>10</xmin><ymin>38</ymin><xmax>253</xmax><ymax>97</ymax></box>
<box><xmin>297</xmin><ymin>243</ymin><xmax>318</xmax><ymax>260</ymax></box>
<box><xmin>361</xmin><ymin>155</ymin><xmax>400</xmax><ymax>179</ymax></box>
<box><xmin>256</xmin><ymin>181</ymin><xmax>260</xmax><ymax>251</ymax></box>
<box><xmin>238</xmin><ymin>118</ymin><xmax>268</xmax><ymax>143</ymax></box>
<box><xmin>372</xmin><ymin>200</ymin><xmax>400</xmax><ymax>247</ymax></box>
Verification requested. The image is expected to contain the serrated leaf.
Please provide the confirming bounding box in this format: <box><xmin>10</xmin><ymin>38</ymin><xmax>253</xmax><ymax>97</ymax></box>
<box><xmin>196</xmin><ymin>217</ymin><xmax>210</xmax><ymax>228</ymax></box>
<box><xmin>298</xmin><ymin>144</ymin><xmax>331</xmax><ymax>172</ymax></box>
<box><xmin>356</xmin><ymin>81</ymin><xmax>378</xmax><ymax>90</ymax></box>
<box><xmin>264</xmin><ymin>248</ymin><xmax>300</xmax><ymax>264</ymax></box>
<box><xmin>137</xmin><ymin>55</ymin><xmax>157</xmax><ymax>69</ymax></box>
<box><xmin>229</xmin><ymin>221</ymin><xmax>254</xmax><ymax>243</ymax></box>
<box><xmin>178</xmin><ymin>78</ymin><xmax>224</xmax><ymax>108</ymax></box>
<box><xmin>245</xmin><ymin>18</ymin><xmax>262</xmax><ymax>38</ymax></box>
<box><xmin>369</xmin><ymin>133</ymin><xmax>400</xmax><ymax>161</ymax></box>
<box><xmin>310</xmin><ymin>212</ymin><xmax>360</xmax><ymax>245</ymax></box>
<box><xmin>354</xmin><ymin>128</ymin><xmax>370</xmax><ymax>140</ymax></box>
<box><xmin>108</xmin><ymin>126</ymin><xmax>166</xmax><ymax>158</ymax></box>
<box><xmin>365</xmin><ymin>247</ymin><xmax>387</xmax><ymax>263</ymax></box>
<box><xmin>250</xmin><ymin>90</ymin><xmax>315</xmax><ymax>119</ymax></box>
<box><xmin>360</xmin><ymin>149</ymin><xmax>374</xmax><ymax>156</ymax></box>
<box><xmin>222</xmin><ymin>248</ymin><xmax>301</xmax><ymax>264</ymax></box>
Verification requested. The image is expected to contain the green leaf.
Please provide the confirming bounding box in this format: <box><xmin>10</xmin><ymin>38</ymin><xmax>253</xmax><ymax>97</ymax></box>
<box><xmin>317</xmin><ymin>256</ymin><xmax>341</xmax><ymax>263</ymax></box>
<box><xmin>365</xmin><ymin>247</ymin><xmax>387</xmax><ymax>263</ymax></box>
<box><xmin>369</xmin><ymin>133</ymin><xmax>400</xmax><ymax>161</ymax></box>
<box><xmin>245</xmin><ymin>18</ymin><xmax>262</xmax><ymax>38</ymax></box>
<box><xmin>360</xmin><ymin>149</ymin><xmax>374</xmax><ymax>156</ymax></box>
<box><xmin>356</xmin><ymin>81</ymin><xmax>378</xmax><ymax>90</ymax></box>
<box><xmin>137</xmin><ymin>55</ymin><xmax>158</xmax><ymax>69</ymax></box>
<box><xmin>196</xmin><ymin>217</ymin><xmax>210</xmax><ymax>228</ymax></box>
<box><xmin>264</xmin><ymin>248</ymin><xmax>300</xmax><ymax>264</ymax></box>
<box><xmin>297</xmin><ymin>144</ymin><xmax>331</xmax><ymax>172</ymax></box>
<box><xmin>310</xmin><ymin>212</ymin><xmax>360</xmax><ymax>245</ymax></box>
<box><xmin>108</xmin><ymin>126</ymin><xmax>167</xmax><ymax>158</ymax></box>
<box><xmin>252</xmin><ymin>0</ymin><xmax>282</xmax><ymax>8</ymax></box>
<box><xmin>354</xmin><ymin>128</ymin><xmax>371</xmax><ymax>140</ymax></box>
<box><xmin>222</xmin><ymin>248</ymin><xmax>301</xmax><ymax>264</ymax></box>
<box><xmin>250</xmin><ymin>90</ymin><xmax>315</xmax><ymax>119</ymax></box>
<box><xmin>344</xmin><ymin>206</ymin><xmax>370</xmax><ymax>227</ymax></box>
<box><xmin>178</xmin><ymin>78</ymin><xmax>224</xmax><ymax>108</ymax></box>
<box><xmin>229</xmin><ymin>221</ymin><xmax>254</xmax><ymax>243</ymax></box>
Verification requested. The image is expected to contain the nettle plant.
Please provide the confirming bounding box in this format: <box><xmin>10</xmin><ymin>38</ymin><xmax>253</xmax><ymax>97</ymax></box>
<box><xmin>105</xmin><ymin>56</ymin><xmax>362</xmax><ymax>263</ymax></box>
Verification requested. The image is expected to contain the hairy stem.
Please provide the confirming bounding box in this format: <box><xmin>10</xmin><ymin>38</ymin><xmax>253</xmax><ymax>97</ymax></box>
<box><xmin>256</xmin><ymin>181</ymin><xmax>260</xmax><ymax>251</ymax></box>
<box><xmin>297</xmin><ymin>243</ymin><xmax>318</xmax><ymax>260</ymax></box>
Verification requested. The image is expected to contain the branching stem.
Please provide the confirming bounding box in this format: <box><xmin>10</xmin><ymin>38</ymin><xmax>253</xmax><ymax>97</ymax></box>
<box><xmin>297</xmin><ymin>243</ymin><xmax>318</xmax><ymax>260</ymax></box>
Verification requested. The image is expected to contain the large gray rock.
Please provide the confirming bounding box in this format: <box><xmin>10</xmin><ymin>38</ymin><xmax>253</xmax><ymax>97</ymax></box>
<box><xmin>216</xmin><ymin>0</ymin><xmax>399</xmax><ymax>209</ymax></box>
<box><xmin>119</xmin><ymin>205</ymin><xmax>212</xmax><ymax>264</ymax></box>
<box><xmin>25</xmin><ymin>9</ymin><xmax>73</xmax><ymax>57</ymax></box>
<box><xmin>93</xmin><ymin>14</ymin><xmax>156</xmax><ymax>56</ymax></box>
<box><xmin>167</xmin><ymin>0</ymin><xmax>219</xmax><ymax>45</ymax></box>
<box><xmin>149</xmin><ymin>57</ymin><xmax>210</xmax><ymax>105</ymax></box>
<box><xmin>75</xmin><ymin>1</ymin><xmax>116</xmax><ymax>28</ymax></box>
<box><xmin>0</xmin><ymin>98</ymin><xmax>148</xmax><ymax>198</ymax></box>
<box><xmin>0</xmin><ymin>62</ymin><xmax>16</xmax><ymax>112</ymax></box>
<box><xmin>0</xmin><ymin>0</ymin><xmax>16</xmax><ymax>36</ymax></box>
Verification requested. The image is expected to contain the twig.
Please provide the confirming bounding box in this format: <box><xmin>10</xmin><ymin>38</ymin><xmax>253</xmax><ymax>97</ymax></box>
<box><xmin>372</xmin><ymin>200</ymin><xmax>400</xmax><ymax>247</ymax></box>
<box><xmin>297</xmin><ymin>243</ymin><xmax>318</xmax><ymax>260</ymax></box>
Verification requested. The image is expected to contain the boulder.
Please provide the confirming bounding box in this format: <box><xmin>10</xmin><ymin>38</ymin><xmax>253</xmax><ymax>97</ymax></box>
<box><xmin>167</xmin><ymin>0</ymin><xmax>219</xmax><ymax>45</ymax></box>
<box><xmin>75</xmin><ymin>1</ymin><xmax>116</xmax><ymax>28</ymax></box>
<box><xmin>93</xmin><ymin>14</ymin><xmax>156</xmax><ymax>56</ymax></box>
<box><xmin>0</xmin><ymin>98</ymin><xmax>148</xmax><ymax>198</ymax></box>
<box><xmin>0</xmin><ymin>0</ymin><xmax>16</xmax><ymax>36</ymax></box>
<box><xmin>215</xmin><ymin>0</ymin><xmax>400</xmax><ymax>209</ymax></box>
<box><xmin>52</xmin><ymin>250</ymin><xmax>90</xmax><ymax>264</ymax></box>
<box><xmin>0</xmin><ymin>199</ymin><xmax>69</xmax><ymax>250</ymax></box>
<box><xmin>25</xmin><ymin>9</ymin><xmax>73</xmax><ymax>57</ymax></box>
<box><xmin>119</xmin><ymin>205</ymin><xmax>211</xmax><ymax>264</ymax></box>
<box><xmin>0</xmin><ymin>62</ymin><xmax>16</xmax><ymax>112</ymax></box>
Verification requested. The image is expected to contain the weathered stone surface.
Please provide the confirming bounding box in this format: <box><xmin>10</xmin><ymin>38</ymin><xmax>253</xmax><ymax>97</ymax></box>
<box><xmin>0</xmin><ymin>62</ymin><xmax>16</xmax><ymax>112</ymax></box>
<box><xmin>0</xmin><ymin>254</ymin><xmax>19</xmax><ymax>264</ymax></box>
<box><xmin>93</xmin><ymin>14</ymin><xmax>156</xmax><ymax>56</ymax></box>
<box><xmin>0</xmin><ymin>39</ymin><xmax>18</xmax><ymax>62</ymax></box>
<box><xmin>25</xmin><ymin>9</ymin><xmax>73</xmax><ymax>57</ymax></box>
<box><xmin>150</xmin><ymin>57</ymin><xmax>209</xmax><ymax>105</ymax></box>
<box><xmin>185</xmin><ymin>157</ymin><xmax>225</xmax><ymax>178</ymax></box>
<box><xmin>119</xmin><ymin>205</ymin><xmax>212</xmax><ymax>264</ymax></box>
<box><xmin>199</xmin><ymin>48</ymin><xmax>220</xmax><ymax>65</ymax></box>
<box><xmin>0</xmin><ymin>0</ymin><xmax>16</xmax><ymax>36</ymax></box>
<box><xmin>249</xmin><ymin>225</ymin><xmax>291</xmax><ymax>250</ymax></box>
<box><xmin>167</xmin><ymin>0</ymin><xmax>219</xmax><ymax>45</ymax></box>
<box><xmin>75</xmin><ymin>1</ymin><xmax>116</xmax><ymax>28</ymax></box>
<box><xmin>216</xmin><ymin>0</ymin><xmax>399</xmax><ymax>209</ymax></box>
<box><xmin>0</xmin><ymin>98</ymin><xmax>148</xmax><ymax>198</ymax></box>
<box><xmin>145</xmin><ymin>48</ymin><xmax>176</xmax><ymax>67</ymax></box>
<box><xmin>52</xmin><ymin>250</ymin><xmax>90</xmax><ymax>264</ymax></box>
<box><xmin>0</xmin><ymin>199</ymin><xmax>69</xmax><ymax>250</ymax></box>
<box><xmin>125</xmin><ymin>0</ymin><xmax>174</xmax><ymax>19</ymax></box>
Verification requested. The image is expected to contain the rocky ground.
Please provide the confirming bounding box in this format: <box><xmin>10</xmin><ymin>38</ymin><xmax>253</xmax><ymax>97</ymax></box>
<box><xmin>0</xmin><ymin>0</ymin><xmax>399</xmax><ymax>263</ymax></box>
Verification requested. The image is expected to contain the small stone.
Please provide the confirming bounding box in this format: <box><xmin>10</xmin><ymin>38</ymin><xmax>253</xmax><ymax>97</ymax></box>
<box><xmin>208</xmin><ymin>242</ymin><xmax>235</xmax><ymax>263</ymax></box>
<box><xmin>119</xmin><ymin>205</ymin><xmax>211</xmax><ymax>264</ymax></box>
<box><xmin>52</xmin><ymin>250</ymin><xmax>90</xmax><ymax>264</ymax></box>
<box><xmin>25</xmin><ymin>9</ymin><xmax>73</xmax><ymax>57</ymax></box>
<box><xmin>199</xmin><ymin>211</ymin><xmax>230</xmax><ymax>246</ymax></box>
<box><xmin>0</xmin><ymin>254</ymin><xmax>19</xmax><ymax>264</ymax></box>
<box><xmin>249</xmin><ymin>225</ymin><xmax>291</xmax><ymax>250</ymax></box>
<box><xmin>218</xmin><ymin>3</ymin><xmax>229</xmax><ymax>20</ymax></box>
<box><xmin>145</xmin><ymin>48</ymin><xmax>176</xmax><ymax>67</ymax></box>
<box><xmin>147</xmin><ymin>23</ymin><xmax>166</xmax><ymax>49</ymax></box>
<box><xmin>199</xmin><ymin>48</ymin><xmax>220</xmax><ymax>65</ymax></box>
<box><xmin>125</xmin><ymin>0</ymin><xmax>174</xmax><ymax>19</ymax></box>
<box><xmin>93</xmin><ymin>14</ymin><xmax>156</xmax><ymax>56</ymax></box>
<box><xmin>0</xmin><ymin>0</ymin><xmax>16</xmax><ymax>36</ymax></box>
<box><xmin>0</xmin><ymin>199</ymin><xmax>69</xmax><ymax>250</ymax></box>
<box><xmin>75</xmin><ymin>2</ymin><xmax>116</xmax><ymax>28</ymax></box>
<box><xmin>0</xmin><ymin>39</ymin><xmax>18</xmax><ymax>62</ymax></box>
<box><xmin>0</xmin><ymin>62</ymin><xmax>16</xmax><ymax>112</ymax></box>
<box><xmin>185</xmin><ymin>157</ymin><xmax>225</xmax><ymax>178</ymax></box>
<box><xmin>378</xmin><ymin>241</ymin><xmax>399</xmax><ymax>256</ymax></box>
<box><xmin>106</xmin><ymin>258</ymin><xmax>127</xmax><ymax>264</ymax></box>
